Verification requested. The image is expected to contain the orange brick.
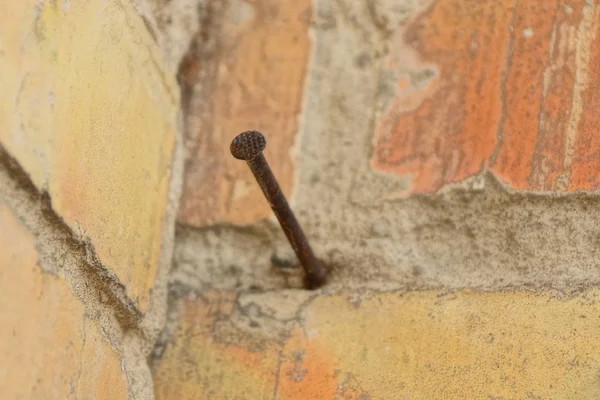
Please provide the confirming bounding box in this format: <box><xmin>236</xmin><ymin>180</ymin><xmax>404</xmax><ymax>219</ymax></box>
<box><xmin>372</xmin><ymin>0</ymin><xmax>600</xmax><ymax>194</ymax></box>
<box><xmin>178</xmin><ymin>0</ymin><xmax>312</xmax><ymax>226</ymax></box>
<box><xmin>0</xmin><ymin>205</ymin><xmax>127</xmax><ymax>400</ymax></box>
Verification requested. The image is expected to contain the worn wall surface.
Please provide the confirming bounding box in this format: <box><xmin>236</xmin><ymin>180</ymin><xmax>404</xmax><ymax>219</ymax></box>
<box><xmin>155</xmin><ymin>0</ymin><xmax>600</xmax><ymax>399</ymax></box>
<box><xmin>0</xmin><ymin>0</ymin><xmax>180</xmax><ymax>398</ymax></box>
<box><xmin>2</xmin><ymin>0</ymin><xmax>600</xmax><ymax>399</ymax></box>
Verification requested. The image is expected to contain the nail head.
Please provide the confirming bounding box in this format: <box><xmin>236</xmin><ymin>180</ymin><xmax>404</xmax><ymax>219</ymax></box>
<box><xmin>230</xmin><ymin>130</ymin><xmax>267</xmax><ymax>160</ymax></box>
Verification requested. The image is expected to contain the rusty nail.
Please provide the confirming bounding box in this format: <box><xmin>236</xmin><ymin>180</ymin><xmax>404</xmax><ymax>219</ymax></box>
<box><xmin>230</xmin><ymin>130</ymin><xmax>327</xmax><ymax>289</ymax></box>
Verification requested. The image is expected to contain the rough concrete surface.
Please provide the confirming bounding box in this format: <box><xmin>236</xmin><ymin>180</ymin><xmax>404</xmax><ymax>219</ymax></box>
<box><xmin>173</xmin><ymin>173</ymin><xmax>600</xmax><ymax>295</ymax></box>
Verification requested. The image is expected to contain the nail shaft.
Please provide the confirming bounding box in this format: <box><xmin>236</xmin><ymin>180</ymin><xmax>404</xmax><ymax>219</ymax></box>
<box><xmin>230</xmin><ymin>131</ymin><xmax>327</xmax><ymax>289</ymax></box>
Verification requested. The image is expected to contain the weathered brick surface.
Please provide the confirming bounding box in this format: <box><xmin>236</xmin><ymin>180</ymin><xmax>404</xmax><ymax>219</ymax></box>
<box><xmin>0</xmin><ymin>205</ymin><xmax>128</xmax><ymax>399</ymax></box>
<box><xmin>175</xmin><ymin>0</ymin><xmax>600</xmax><ymax>231</ymax></box>
<box><xmin>372</xmin><ymin>0</ymin><xmax>600</xmax><ymax>193</ymax></box>
<box><xmin>3</xmin><ymin>0</ymin><xmax>598</xmax><ymax>398</ymax></box>
<box><xmin>0</xmin><ymin>0</ymin><xmax>179</xmax><ymax>311</ymax></box>
<box><xmin>153</xmin><ymin>291</ymin><xmax>281</xmax><ymax>399</ymax></box>
<box><xmin>154</xmin><ymin>289</ymin><xmax>600</xmax><ymax>399</ymax></box>
<box><xmin>177</xmin><ymin>0</ymin><xmax>311</xmax><ymax>226</ymax></box>
<box><xmin>158</xmin><ymin>2</ymin><xmax>600</xmax><ymax>397</ymax></box>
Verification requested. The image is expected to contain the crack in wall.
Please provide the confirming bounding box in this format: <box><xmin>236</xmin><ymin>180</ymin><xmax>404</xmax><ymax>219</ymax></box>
<box><xmin>0</xmin><ymin>144</ymin><xmax>156</xmax><ymax>399</ymax></box>
<box><xmin>0</xmin><ymin>145</ymin><xmax>141</xmax><ymax>328</ymax></box>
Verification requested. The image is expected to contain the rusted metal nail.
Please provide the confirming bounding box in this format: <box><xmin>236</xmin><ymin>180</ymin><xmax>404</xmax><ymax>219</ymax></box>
<box><xmin>230</xmin><ymin>130</ymin><xmax>327</xmax><ymax>289</ymax></box>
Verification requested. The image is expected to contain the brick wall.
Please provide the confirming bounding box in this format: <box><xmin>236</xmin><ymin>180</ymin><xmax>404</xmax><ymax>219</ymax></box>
<box><xmin>2</xmin><ymin>0</ymin><xmax>600</xmax><ymax>399</ymax></box>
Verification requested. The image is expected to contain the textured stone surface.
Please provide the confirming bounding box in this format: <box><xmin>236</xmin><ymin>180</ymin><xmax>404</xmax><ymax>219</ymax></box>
<box><xmin>177</xmin><ymin>0</ymin><xmax>312</xmax><ymax>226</ymax></box>
<box><xmin>0</xmin><ymin>205</ymin><xmax>128</xmax><ymax>399</ymax></box>
<box><xmin>0</xmin><ymin>0</ymin><xmax>179</xmax><ymax>311</ymax></box>
<box><xmin>154</xmin><ymin>289</ymin><xmax>600</xmax><ymax>399</ymax></box>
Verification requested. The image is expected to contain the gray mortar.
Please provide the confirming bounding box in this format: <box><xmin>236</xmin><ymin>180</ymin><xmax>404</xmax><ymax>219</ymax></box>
<box><xmin>134</xmin><ymin>0</ymin><xmax>203</xmax><ymax>74</ymax></box>
<box><xmin>173</xmin><ymin>173</ymin><xmax>600</xmax><ymax>296</ymax></box>
<box><xmin>137</xmin><ymin>110</ymin><xmax>185</xmax><ymax>354</ymax></box>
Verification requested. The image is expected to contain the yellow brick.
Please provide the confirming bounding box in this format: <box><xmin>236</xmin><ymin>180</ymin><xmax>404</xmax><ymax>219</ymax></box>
<box><xmin>155</xmin><ymin>289</ymin><xmax>600</xmax><ymax>399</ymax></box>
<box><xmin>0</xmin><ymin>205</ymin><xmax>127</xmax><ymax>399</ymax></box>
<box><xmin>0</xmin><ymin>0</ymin><xmax>178</xmax><ymax>311</ymax></box>
<box><xmin>153</xmin><ymin>291</ymin><xmax>281</xmax><ymax>400</ymax></box>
